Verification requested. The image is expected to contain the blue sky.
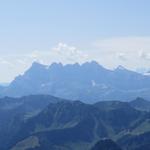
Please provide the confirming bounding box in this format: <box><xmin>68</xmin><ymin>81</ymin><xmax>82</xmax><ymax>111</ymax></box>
<box><xmin>0</xmin><ymin>0</ymin><xmax>150</xmax><ymax>82</ymax></box>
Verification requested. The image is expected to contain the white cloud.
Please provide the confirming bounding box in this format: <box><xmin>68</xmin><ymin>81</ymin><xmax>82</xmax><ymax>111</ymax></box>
<box><xmin>116</xmin><ymin>52</ymin><xmax>127</xmax><ymax>61</ymax></box>
<box><xmin>15</xmin><ymin>59</ymin><xmax>27</xmax><ymax>65</ymax></box>
<box><xmin>13</xmin><ymin>42</ymin><xmax>90</xmax><ymax>65</ymax></box>
<box><xmin>50</xmin><ymin>42</ymin><xmax>89</xmax><ymax>64</ymax></box>
<box><xmin>0</xmin><ymin>43</ymin><xmax>91</xmax><ymax>82</ymax></box>
<box><xmin>2</xmin><ymin>38</ymin><xmax>150</xmax><ymax>82</ymax></box>
<box><xmin>138</xmin><ymin>50</ymin><xmax>150</xmax><ymax>60</ymax></box>
<box><xmin>91</xmin><ymin>37</ymin><xmax>150</xmax><ymax>69</ymax></box>
<box><xmin>93</xmin><ymin>37</ymin><xmax>150</xmax><ymax>53</ymax></box>
<box><xmin>0</xmin><ymin>58</ymin><xmax>15</xmax><ymax>67</ymax></box>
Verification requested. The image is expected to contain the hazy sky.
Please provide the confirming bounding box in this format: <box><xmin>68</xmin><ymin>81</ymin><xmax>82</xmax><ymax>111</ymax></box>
<box><xmin>0</xmin><ymin>0</ymin><xmax>150</xmax><ymax>82</ymax></box>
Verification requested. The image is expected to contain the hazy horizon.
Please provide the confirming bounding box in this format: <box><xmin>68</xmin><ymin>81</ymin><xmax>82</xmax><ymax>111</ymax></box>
<box><xmin>1</xmin><ymin>2</ymin><xmax>150</xmax><ymax>149</ymax></box>
<box><xmin>1</xmin><ymin>0</ymin><xmax>150</xmax><ymax>82</ymax></box>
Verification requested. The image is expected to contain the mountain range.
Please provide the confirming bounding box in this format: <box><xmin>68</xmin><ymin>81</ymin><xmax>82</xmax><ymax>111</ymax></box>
<box><xmin>1</xmin><ymin>61</ymin><xmax>150</xmax><ymax>103</ymax></box>
<box><xmin>1</xmin><ymin>61</ymin><xmax>150</xmax><ymax>149</ymax></box>
<box><xmin>0</xmin><ymin>95</ymin><xmax>150</xmax><ymax>150</ymax></box>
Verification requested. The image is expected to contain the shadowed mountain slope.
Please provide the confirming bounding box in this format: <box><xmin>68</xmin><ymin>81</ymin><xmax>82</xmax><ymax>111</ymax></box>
<box><xmin>91</xmin><ymin>139</ymin><xmax>122</xmax><ymax>150</ymax></box>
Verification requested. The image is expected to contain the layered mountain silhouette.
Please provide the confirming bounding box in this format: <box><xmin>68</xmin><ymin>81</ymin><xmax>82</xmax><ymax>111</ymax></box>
<box><xmin>0</xmin><ymin>95</ymin><xmax>150</xmax><ymax>150</ymax></box>
<box><xmin>1</xmin><ymin>61</ymin><xmax>150</xmax><ymax>103</ymax></box>
<box><xmin>0</xmin><ymin>95</ymin><xmax>65</xmax><ymax>150</ymax></box>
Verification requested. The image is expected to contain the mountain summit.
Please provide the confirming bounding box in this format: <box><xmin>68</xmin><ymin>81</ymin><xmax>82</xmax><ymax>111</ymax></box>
<box><xmin>1</xmin><ymin>61</ymin><xmax>150</xmax><ymax>102</ymax></box>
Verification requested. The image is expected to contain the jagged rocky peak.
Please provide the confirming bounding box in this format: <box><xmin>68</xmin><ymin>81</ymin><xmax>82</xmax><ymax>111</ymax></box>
<box><xmin>82</xmin><ymin>60</ymin><xmax>100</xmax><ymax>66</ymax></box>
<box><xmin>20</xmin><ymin>61</ymin><xmax>49</xmax><ymax>79</ymax></box>
<box><xmin>25</xmin><ymin>61</ymin><xmax>48</xmax><ymax>73</ymax></box>
<box><xmin>31</xmin><ymin>61</ymin><xmax>47</xmax><ymax>68</ymax></box>
<box><xmin>49</xmin><ymin>62</ymin><xmax>63</xmax><ymax>68</ymax></box>
<box><xmin>81</xmin><ymin>61</ymin><xmax>106</xmax><ymax>71</ymax></box>
<box><xmin>115</xmin><ymin>65</ymin><xmax>127</xmax><ymax>71</ymax></box>
<box><xmin>115</xmin><ymin>65</ymin><xmax>138</xmax><ymax>74</ymax></box>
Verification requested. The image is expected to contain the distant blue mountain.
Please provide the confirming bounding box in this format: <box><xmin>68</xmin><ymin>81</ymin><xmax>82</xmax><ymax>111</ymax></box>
<box><xmin>1</xmin><ymin>61</ymin><xmax>150</xmax><ymax>102</ymax></box>
<box><xmin>0</xmin><ymin>83</ymin><xmax>9</xmax><ymax>87</ymax></box>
